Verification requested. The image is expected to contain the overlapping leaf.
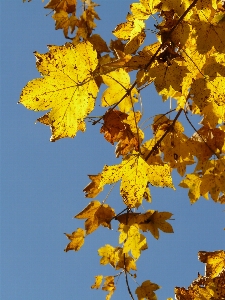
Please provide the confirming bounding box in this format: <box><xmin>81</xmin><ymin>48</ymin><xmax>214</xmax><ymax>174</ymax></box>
<box><xmin>116</xmin><ymin>210</ymin><xmax>174</xmax><ymax>240</ymax></box>
<box><xmin>179</xmin><ymin>157</ymin><xmax>225</xmax><ymax>203</ymax></box>
<box><xmin>98</xmin><ymin>244</ymin><xmax>137</xmax><ymax>271</ymax></box>
<box><xmin>101</xmin><ymin>69</ymin><xmax>138</xmax><ymax>112</ymax></box>
<box><xmin>118</xmin><ymin>224</ymin><xmax>148</xmax><ymax>259</ymax></box>
<box><xmin>100</xmin><ymin>109</ymin><xmax>144</xmax><ymax>157</ymax></box>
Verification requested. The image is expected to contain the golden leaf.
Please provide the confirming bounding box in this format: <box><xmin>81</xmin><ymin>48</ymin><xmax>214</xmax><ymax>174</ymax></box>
<box><xmin>113</xmin><ymin>19</ymin><xmax>145</xmax><ymax>41</ymax></box>
<box><xmin>118</xmin><ymin>224</ymin><xmax>148</xmax><ymax>259</ymax></box>
<box><xmin>135</xmin><ymin>280</ymin><xmax>160</xmax><ymax>300</ymax></box>
<box><xmin>179</xmin><ymin>173</ymin><xmax>204</xmax><ymax>204</ymax></box>
<box><xmin>198</xmin><ymin>250</ymin><xmax>225</xmax><ymax>278</ymax></box>
<box><xmin>75</xmin><ymin>200</ymin><xmax>115</xmax><ymax>234</ymax></box>
<box><xmin>64</xmin><ymin>228</ymin><xmax>85</xmax><ymax>252</ymax></box>
<box><xmin>101</xmin><ymin>69</ymin><xmax>138</xmax><ymax>113</ymax></box>
<box><xmin>138</xmin><ymin>210</ymin><xmax>174</xmax><ymax>239</ymax></box>
<box><xmin>91</xmin><ymin>275</ymin><xmax>103</xmax><ymax>289</ymax></box>
<box><xmin>102</xmin><ymin>276</ymin><xmax>116</xmax><ymax>300</ymax></box>
<box><xmin>83</xmin><ymin>174</ymin><xmax>103</xmax><ymax>198</ymax></box>
<box><xmin>84</xmin><ymin>153</ymin><xmax>174</xmax><ymax>208</ymax></box>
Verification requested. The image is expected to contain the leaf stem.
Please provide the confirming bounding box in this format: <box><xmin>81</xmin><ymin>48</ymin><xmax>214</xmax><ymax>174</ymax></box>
<box><xmin>124</xmin><ymin>254</ymin><xmax>135</xmax><ymax>300</ymax></box>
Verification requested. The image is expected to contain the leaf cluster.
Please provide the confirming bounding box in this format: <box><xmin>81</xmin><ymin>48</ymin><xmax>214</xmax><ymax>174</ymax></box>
<box><xmin>21</xmin><ymin>0</ymin><xmax>225</xmax><ymax>299</ymax></box>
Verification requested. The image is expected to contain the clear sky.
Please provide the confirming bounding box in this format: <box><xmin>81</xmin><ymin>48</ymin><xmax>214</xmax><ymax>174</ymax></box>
<box><xmin>1</xmin><ymin>1</ymin><xmax>224</xmax><ymax>300</ymax></box>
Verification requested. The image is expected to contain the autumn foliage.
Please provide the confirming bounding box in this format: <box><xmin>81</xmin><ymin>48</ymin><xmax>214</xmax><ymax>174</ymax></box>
<box><xmin>21</xmin><ymin>0</ymin><xmax>225</xmax><ymax>299</ymax></box>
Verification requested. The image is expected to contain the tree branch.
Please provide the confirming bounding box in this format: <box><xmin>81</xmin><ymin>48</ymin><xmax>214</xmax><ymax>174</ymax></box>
<box><xmin>144</xmin><ymin>108</ymin><xmax>183</xmax><ymax>162</ymax></box>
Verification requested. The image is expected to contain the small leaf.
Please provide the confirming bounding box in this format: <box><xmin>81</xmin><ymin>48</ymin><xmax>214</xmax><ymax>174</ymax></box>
<box><xmin>64</xmin><ymin>228</ymin><xmax>85</xmax><ymax>252</ymax></box>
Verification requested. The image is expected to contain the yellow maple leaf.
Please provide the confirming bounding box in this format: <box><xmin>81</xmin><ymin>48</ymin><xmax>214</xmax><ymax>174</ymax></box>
<box><xmin>198</xmin><ymin>250</ymin><xmax>225</xmax><ymax>278</ymax></box>
<box><xmin>84</xmin><ymin>153</ymin><xmax>174</xmax><ymax>208</ymax></box>
<box><xmin>116</xmin><ymin>210</ymin><xmax>173</xmax><ymax>239</ymax></box>
<box><xmin>119</xmin><ymin>224</ymin><xmax>148</xmax><ymax>259</ymax></box>
<box><xmin>129</xmin><ymin>0</ymin><xmax>161</xmax><ymax>21</ymax></box>
<box><xmin>175</xmin><ymin>250</ymin><xmax>225</xmax><ymax>300</ymax></box>
<box><xmin>75</xmin><ymin>200</ymin><xmax>115</xmax><ymax>234</ymax></box>
<box><xmin>19</xmin><ymin>42</ymin><xmax>99</xmax><ymax>141</ymax></box>
<box><xmin>135</xmin><ymin>280</ymin><xmax>160</xmax><ymax>300</ymax></box>
<box><xmin>192</xmin><ymin>15</ymin><xmax>225</xmax><ymax>53</ymax></box>
<box><xmin>64</xmin><ymin>228</ymin><xmax>85</xmax><ymax>252</ymax></box>
<box><xmin>101</xmin><ymin>69</ymin><xmax>138</xmax><ymax>113</ymax></box>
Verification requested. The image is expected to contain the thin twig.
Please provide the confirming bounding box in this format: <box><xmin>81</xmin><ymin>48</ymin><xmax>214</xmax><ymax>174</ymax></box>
<box><xmin>102</xmin><ymin>183</ymin><xmax>116</xmax><ymax>204</ymax></box>
<box><xmin>124</xmin><ymin>254</ymin><xmax>135</xmax><ymax>300</ymax></box>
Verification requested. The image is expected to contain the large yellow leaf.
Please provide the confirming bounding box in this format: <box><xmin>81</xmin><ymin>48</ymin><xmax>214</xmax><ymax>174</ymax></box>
<box><xmin>75</xmin><ymin>200</ymin><xmax>115</xmax><ymax>234</ymax></box>
<box><xmin>19</xmin><ymin>42</ymin><xmax>99</xmax><ymax>141</ymax></box>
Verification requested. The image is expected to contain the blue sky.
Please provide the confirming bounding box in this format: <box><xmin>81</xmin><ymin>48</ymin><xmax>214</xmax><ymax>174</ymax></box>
<box><xmin>1</xmin><ymin>1</ymin><xmax>224</xmax><ymax>299</ymax></box>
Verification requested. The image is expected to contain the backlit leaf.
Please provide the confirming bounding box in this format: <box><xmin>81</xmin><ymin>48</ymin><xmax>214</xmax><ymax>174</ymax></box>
<box><xmin>19</xmin><ymin>42</ymin><xmax>99</xmax><ymax>141</ymax></box>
